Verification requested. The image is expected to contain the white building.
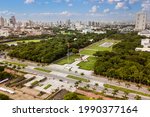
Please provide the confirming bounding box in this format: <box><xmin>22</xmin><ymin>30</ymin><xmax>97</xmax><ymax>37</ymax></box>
<box><xmin>141</xmin><ymin>39</ymin><xmax>150</xmax><ymax>48</ymax></box>
<box><xmin>135</xmin><ymin>12</ymin><xmax>147</xmax><ymax>31</ymax></box>
<box><xmin>138</xmin><ymin>30</ymin><xmax>150</xmax><ymax>37</ymax></box>
<box><xmin>135</xmin><ymin>39</ymin><xmax>150</xmax><ymax>52</ymax></box>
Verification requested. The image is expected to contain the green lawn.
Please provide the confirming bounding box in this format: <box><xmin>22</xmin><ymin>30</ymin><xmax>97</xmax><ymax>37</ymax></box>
<box><xmin>104</xmin><ymin>84</ymin><xmax>150</xmax><ymax>97</ymax></box>
<box><xmin>5</xmin><ymin>39</ymin><xmax>42</xmax><ymax>45</ymax></box>
<box><xmin>67</xmin><ymin>75</ymin><xmax>90</xmax><ymax>82</ymax></box>
<box><xmin>80</xmin><ymin>39</ymin><xmax>120</xmax><ymax>55</ymax></box>
<box><xmin>44</xmin><ymin>84</ymin><xmax>52</xmax><ymax>90</ymax></box>
<box><xmin>54</xmin><ymin>54</ymin><xmax>80</xmax><ymax>65</ymax></box>
<box><xmin>31</xmin><ymin>81</ymin><xmax>39</xmax><ymax>87</ymax></box>
<box><xmin>80</xmin><ymin>49</ymin><xmax>97</xmax><ymax>56</ymax></box>
<box><xmin>76</xmin><ymin>93</ymin><xmax>91</xmax><ymax>100</ymax></box>
<box><xmin>77</xmin><ymin>57</ymin><xmax>97</xmax><ymax>70</ymax></box>
<box><xmin>34</xmin><ymin>68</ymin><xmax>51</xmax><ymax>73</ymax></box>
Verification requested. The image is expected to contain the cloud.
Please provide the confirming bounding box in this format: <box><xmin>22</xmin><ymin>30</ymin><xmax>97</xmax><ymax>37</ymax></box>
<box><xmin>104</xmin><ymin>8</ymin><xmax>110</xmax><ymax>13</ymax></box>
<box><xmin>24</xmin><ymin>0</ymin><xmax>35</xmax><ymax>4</ymax></box>
<box><xmin>115</xmin><ymin>2</ymin><xmax>125</xmax><ymax>9</ymax></box>
<box><xmin>89</xmin><ymin>5</ymin><xmax>99</xmax><ymax>13</ymax></box>
<box><xmin>142</xmin><ymin>0</ymin><xmax>150</xmax><ymax>11</ymax></box>
<box><xmin>108</xmin><ymin>0</ymin><xmax>122</xmax><ymax>4</ymax></box>
<box><xmin>129</xmin><ymin>0</ymin><xmax>139</xmax><ymax>4</ymax></box>
<box><xmin>68</xmin><ymin>3</ymin><xmax>73</xmax><ymax>7</ymax></box>
<box><xmin>60</xmin><ymin>11</ymin><xmax>71</xmax><ymax>16</ymax></box>
<box><xmin>0</xmin><ymin>10</ymin><xmax>15</xmax><ymax>16</ymax></box>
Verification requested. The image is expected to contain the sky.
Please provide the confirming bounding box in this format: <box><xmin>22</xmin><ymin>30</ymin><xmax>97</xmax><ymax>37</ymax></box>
<box><xmin>0</xmin><ymin>0</ymin><xmax>150</xmax><ymax>22</ymax></box>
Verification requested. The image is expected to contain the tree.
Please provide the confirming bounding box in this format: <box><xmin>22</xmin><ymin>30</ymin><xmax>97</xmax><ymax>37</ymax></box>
<box><xmin>72</xmin><ymin>48</ymin><xmax>79</xmax><ymax>54</ymax></box>
<box><xmin>102</xmin><ymin>88</ymin><xmax>108</xmax><ymax>95</ymax></box>
<box><xmin>95</xmin><ymin>83</ymin><xmax>99</xmax><ymax>87</ymax></box>
<box><xmin>136</xmin><ymin>84</ymin><xmax>142</xmax><ymax>90</ymax></box>
<box><xmin>0</xmin><ymin>93</ymin><xmax>9</xmax><ymax>100</ymax></box>
<box><xmin>112</xmin><ymin>89</ymin><xmax>118</xmax><ymax>97</ymax></box>
<box><xmin>0</xmin><ymin>66</ymin><xmax>5</xmax><ymax>72</ymax></box>
<box><xmin>122</xmin><ymin>91</ymin><xmax>129</xmax><ymax>100</ymax></box>
<box><xmin>81</xmin><ymin>73</ymin><xmax>84</xmax><ymax>76</ymax></box>
<box><xmin>125</xmin><ymin>83</ymin><xmax>130</xmax><ymax>88</ymax></box>
<box><xmin>134</xmin><ymin>95</ymin><xmax>141</xmax><ymax>100</ymax></box>
<box><xmin>86</xmin><ymin>84</ymin><xmax>90</xmax><ymax>88</ymax></box>
<box><xmin>64</xmin><ymin>92</ymin><xmax>80</xmax><ymax>100</ymax></box>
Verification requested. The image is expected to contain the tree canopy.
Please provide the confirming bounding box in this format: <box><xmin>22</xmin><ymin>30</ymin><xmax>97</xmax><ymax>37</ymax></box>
<box><xmin>94</xmin><ymin>33</ymin><xmax>150</xmax><ymax>85</ymax></box>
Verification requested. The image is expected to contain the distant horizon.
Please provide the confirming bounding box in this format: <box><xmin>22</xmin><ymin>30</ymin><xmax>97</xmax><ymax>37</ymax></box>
<box><xmin>0</xmin><ymin>0</ymin><xmax>150</xmax><ymax>22</ymax></box>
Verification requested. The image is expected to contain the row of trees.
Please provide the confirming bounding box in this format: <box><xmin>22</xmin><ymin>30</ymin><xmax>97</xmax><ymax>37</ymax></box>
<box><xmin>94</xmin><ymin>33</ymin><xmax>150</xmax><ymax>86</ymax></box>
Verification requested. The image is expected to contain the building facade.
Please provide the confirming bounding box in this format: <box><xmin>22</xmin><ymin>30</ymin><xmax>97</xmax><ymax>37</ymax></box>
<box><xmin>135</xmin><ymin>12</ymin><xmax>147</xmax><ymax>31</ymax></box>
<box><xmin>0</xmin><ymin>16</ymin><xmax>4</xmax><ymax>27</ymax></box>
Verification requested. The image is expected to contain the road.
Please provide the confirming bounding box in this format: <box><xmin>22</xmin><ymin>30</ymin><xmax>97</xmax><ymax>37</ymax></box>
<box><xmin>0</xmin><ymin>56</ymin><xmax>150</xmax><ymax>100</ymax></box>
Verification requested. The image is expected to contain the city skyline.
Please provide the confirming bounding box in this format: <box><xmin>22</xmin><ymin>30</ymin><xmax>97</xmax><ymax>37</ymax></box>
<box><xmin>0</xmin><ymin>0</ymin><xmax>150</xmax><ymax>22</ymax></box>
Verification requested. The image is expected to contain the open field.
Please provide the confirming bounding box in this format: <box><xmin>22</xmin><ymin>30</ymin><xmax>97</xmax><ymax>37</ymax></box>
<box><xmin>80</xmin><ymin>39</ymin><xmax>120</xmax><ymax>55</ymax></box>
<box><xmin>77</xmin><ymin>57</ymin><xmax>97</xmax><ymax>70</ymax></box>
<box><xmin>4</xmin><ymin>39</ymin><xmax>42</xmax><ymax>45</ymax></box>
<box><xmin>67</xmin><ymin>75</ymin><xmax>90</xmax><ymax>82</ymax></box>
<box><xmin>54</xmin><ymin>54</ymin><xmax>80</xmax><ymax>65</ymax></box>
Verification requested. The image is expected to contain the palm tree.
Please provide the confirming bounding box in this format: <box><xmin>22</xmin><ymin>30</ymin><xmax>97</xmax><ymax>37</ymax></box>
<box><xmin>102</xmin><ymin>88</ymin><xmax>108</xmax><ymax>95</ymax></box>
<box><xmin>74</xmin><ymin>81</ymin><xmax>79</xmax><ymax>87</ymax></box>
<box><xmin>86</xmin><ymin>84</ymin><xmax>90</xmax><ymax>88</ymax></box>
<box><xmin>147</xmin><ymin>88</ymin><xmax>150</xmax><ymax>92</ymax></box>
<box><xmin>112</xmin><ymin>89</ymin><xmax>118</xmax><ymax>97</ymax></box>
<box><xmin>125</xmin><ymin>83</ymin><xmax>130</xmax><ymax>88</ymax></box>
<box><xmin>95</xmin><ymin>83</ymin><xmax>99</xmax><ymax>87</ymax></box>
<box><xmin>117</xmin><ymin>80</ymin><xmax>121</xmax><ymax>85</ymax></box>
<box><xmin>136</xmin><ymin>84</ymin><xmax>142</xmax><ymax>90</ymax></box>
<box><xmin>134</xmin><ymin>95</ymin><xmax>141</xmax><ymax>100</ymax></box>
<box><xmin>108</xmin><ymin>77</ymin><xmax>112</xmax><ymax>82</ymax></box>
<box><xmin>122</xmin><ymin>91</ymin><xmax>129</xmax><ymax>100</ymax></box>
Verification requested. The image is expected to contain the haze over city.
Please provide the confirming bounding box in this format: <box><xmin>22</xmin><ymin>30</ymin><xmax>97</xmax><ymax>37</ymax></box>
<box><xmin>0</xmin><ymin>0</ymin><xmax>150</xmax><ymax>22</ymax></box>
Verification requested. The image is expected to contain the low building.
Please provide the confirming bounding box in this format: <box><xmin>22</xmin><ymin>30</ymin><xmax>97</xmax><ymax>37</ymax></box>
<box><xmin>0</xmin><ymin>29</ymin><xmax>11</xmax><ymax>37</ymax></box>
<box><xmin>135</xmin><ymin>39</ymin><xmax>150</xmax><ymax>52</ymax></box>
<box><xmin>141</xmin><ymin>39</ymin><xmax>150</xmax><ymax>48</ymax></box>
<box><xmin>138</xmin><ymin>30</ymin><xmax>150</xmax><ymax>37</ymax></box>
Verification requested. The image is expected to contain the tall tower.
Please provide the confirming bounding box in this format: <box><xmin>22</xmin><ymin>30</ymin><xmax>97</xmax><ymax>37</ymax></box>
<box><xmin>135</xmin><ymin>12</ymin><xmax>147</xmax><ymax>31</ymax></box>
<box><xmin>0</xmin><ymin>16</ymin><xmax>4</xmax><ymax>27</ymax></box>
<box><xmin>10</xmin><ymin>16</ymin><xmax>16</xmax><ymax>27</ymax></box>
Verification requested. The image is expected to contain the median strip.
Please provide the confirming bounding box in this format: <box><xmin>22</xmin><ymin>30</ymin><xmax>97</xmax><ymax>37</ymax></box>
<box><xmin>34</xmin><ymin>68</ymin><xmax>51</xmax><ymax>73</ymax></box>
<box><xmin>67</xmin><ymin>75</ymin><xmax>90</xmax><ymax>82</ymax></box>
<box><xmin>104</xmin><ymin>84</ymin><xmax>150</xmax><ymax>97</ymax></box>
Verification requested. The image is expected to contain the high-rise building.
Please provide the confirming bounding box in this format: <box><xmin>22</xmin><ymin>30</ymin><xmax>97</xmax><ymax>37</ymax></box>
<box><xmin>9</xmin><ymin>16</ymin><xmax>16</xmax><ymax>27</ymax></box>
<box><xmin>0</xmin><ymin>16</ymin><xmax>4</xmax><ymax>26</ymax></box>
<box><xmin>135</xmin><ymin>12</ymin><xmax>147</xmax><ymax>31</ymax></box>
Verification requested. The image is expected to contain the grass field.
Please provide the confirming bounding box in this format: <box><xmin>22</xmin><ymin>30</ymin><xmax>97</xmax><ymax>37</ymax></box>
<box><xmin>67</xmin><ymin>75</ymin><xmax>90</xmax><ymax>82</ymax></box>
<box><xmin>80</xmin><ymin>39</ymin><xmax>120</xmax><ymax>55</ymax></box>
<box><xmin>77</xmin><ymin>57</ymin><xmax>97</xmax><ymax>70</ymax></box>
<box><xmin>34</xmin><ymin>68</ymin><xmax>51</xmax><ymax>73</ymax></box>
<box><xmin>54</xmin><ymin>54</ymin><xmax>80</xmax><ymax>65</ymax></box>
<box><xmin>5</xmin><ymin>39</ymin><xmax>42</xmax><ymax>45</ymax></box>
